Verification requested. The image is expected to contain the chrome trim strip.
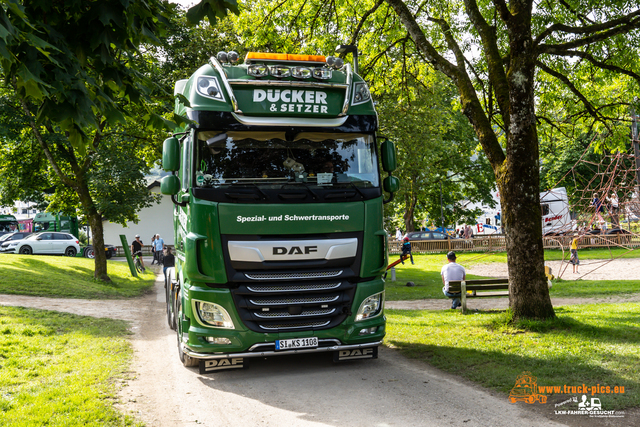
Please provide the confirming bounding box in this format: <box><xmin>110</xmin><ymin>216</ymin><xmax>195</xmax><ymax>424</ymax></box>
<box><xmin>208</xmin><ymin>56</ymin><xmax>241</xmax><ymax>113</ymax></box>
<box><xmin>228</xmin><ymin>79</ymin><xmax>349</xmax><ymax>89</ymax></box>
<box><xmin>183</xmin><ymin>340</ymin><xmax>383</xmax><ymax>360</ymax></box>
<box><xmin>249</xmin><ymin>295</ymin><xmax>340</xmax><ymax>305</ymax></box>
<box><xmin>340</xmin><ymin>64</ymin><xmax>353</xmax><ymax>116</ymax></box>
<box><xmin>254</xmin><ymin>308</ymin><xmax>335</xmax><ymax>319</ymax></box>
<box><xmin>230</xmin><ymin>112</ymin><xmax>348</xmax><ymax>127</ymax></box>
<box><xmin>246</xmin><ymin>283</ymin><xmax>342</xmax><ymax>293</ymax></box>
<box><xmin>245</xmin><ymin>270</ymin><xmax>343</xmax><ymax>281</ymax></box>
<box><xmin>259</xmin><ymin>320</ymin><xmax>331</xmax><ymax>330</ymax></box>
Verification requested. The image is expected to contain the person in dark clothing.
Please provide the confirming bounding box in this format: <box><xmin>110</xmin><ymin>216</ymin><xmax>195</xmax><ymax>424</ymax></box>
<box><xmin>401</xmin><ymin>236</ymin><xmax>414</xmax><ymax>265</ymax></box>
<box><xmin>163</xmin><ymin>247</ymin><xmax>175</xmax><ymax>286</ymax></box>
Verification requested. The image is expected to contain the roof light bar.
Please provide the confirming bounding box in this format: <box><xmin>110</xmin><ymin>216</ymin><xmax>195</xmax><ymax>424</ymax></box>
<box><xmin>245</xmin><ymin>52</ymin><xmax>326</xmax><ymax>64</ymax></box>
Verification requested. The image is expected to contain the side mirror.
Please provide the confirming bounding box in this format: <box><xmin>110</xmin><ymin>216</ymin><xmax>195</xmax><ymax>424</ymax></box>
<box><xmin>383</xmin><ymin>175</ymin><xmax>400</xmax><ymax>193</ymax></box>
<box><xmin>163</xmin><ymin>136</ymin><xmax>180</xmax><ymax>172</ymax></box>
<box><xmin>380</xmin><ymin>139</ymin><xmax>397</xmax><ymax>172</ymax></box>
<box><xmin>161</xmin><ymin>175</ymin><xmax>181</xmax><ymax>195</ymax></box>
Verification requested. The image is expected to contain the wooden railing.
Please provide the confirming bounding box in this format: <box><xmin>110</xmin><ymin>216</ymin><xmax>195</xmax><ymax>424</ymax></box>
<box><xmin>389</xmin><ymin>233</ymin><xmax>640</xmax><ymax>254</ymax></box>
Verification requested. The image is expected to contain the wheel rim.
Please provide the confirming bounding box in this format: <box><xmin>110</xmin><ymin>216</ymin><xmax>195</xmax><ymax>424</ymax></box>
<box><xmin>86</xmin><ymin>248</ymin><xmax>95</xmax><ymax>258</ymax></box>
<box><xmin>66</xmin><ymin>248</ymin><xmax>76</xmax><ymax>257</ymax></box>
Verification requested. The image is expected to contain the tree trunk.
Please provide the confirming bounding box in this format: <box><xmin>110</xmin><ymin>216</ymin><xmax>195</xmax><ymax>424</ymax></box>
<box><xmin>76</xmin><ymin>181</ymin><xmax>110</xmax><ymax>282</ymax></box>
<box><xmin>499</xmin><ymin>13</ymin><xmax>554</xmax><ymax>320</ymax></box>
<box><xmin>404</xmin><ymin>193</ymin><xmax>417</xmax><ymax>233</ymax></box>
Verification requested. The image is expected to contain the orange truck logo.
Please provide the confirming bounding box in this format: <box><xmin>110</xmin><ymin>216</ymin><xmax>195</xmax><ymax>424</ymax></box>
<box><xmin>509</xmin><ymin>371</ymin><xmax>547</xmax><ymax>404</ymax></box>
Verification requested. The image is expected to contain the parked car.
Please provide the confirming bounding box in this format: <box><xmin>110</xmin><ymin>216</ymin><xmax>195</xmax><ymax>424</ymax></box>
<box><xmin>82</xmin><ymin>244</ymin><xmax>116</xmax><ymax>259</ymax></box>
<box><xmin>5</xmin><ymin>232</ymin><xmax>80</xmax><ymax>256</ymax></box>
<box><xmin>406</xmin><ymin>231</ymin><xmax>457</xmax><ymax>241</ymax></box>
<box><xmin>0</xmin><ymin>232</ymin><xmax>33</xmax><ymax>252</ymax></box>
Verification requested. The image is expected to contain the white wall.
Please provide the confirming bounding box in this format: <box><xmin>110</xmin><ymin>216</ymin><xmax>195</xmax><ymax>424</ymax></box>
<box><xmin>102</xmin><ymin>184</ymin><xmax>174</xmax><ymax>247</ymax></box>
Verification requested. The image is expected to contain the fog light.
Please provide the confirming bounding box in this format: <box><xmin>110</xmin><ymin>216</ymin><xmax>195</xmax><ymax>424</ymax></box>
<box><xmin>291</xmin><ymin>66</ymin><xmax>312</xmax><ymax>79</ymax></box>
<box><xmin>205</xmin><ymin>337</ymin><xmax>232</xmax><ymax>345</ymax></box>
<box><xmin>270</xmin><ymin>65</ymin><xmax>290</xmax><ymax>78</ymax></box>
<box><xmin>248</xmin><ymin>64</ymin><xmax>269</xmax><ymax>77</ymax></box>
<box><xmin>359</xmin><ymin>327</ymin><xmax>377</xmax><ymax>336</ymax></box>
<box><xmin>312</xmin><ymin>67</ymin><xmax>332</xmax><ymax>80</ymax></box>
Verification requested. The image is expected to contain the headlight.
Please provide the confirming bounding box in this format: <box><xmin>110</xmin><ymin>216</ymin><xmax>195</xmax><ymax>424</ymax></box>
<box><xmin>352</xmin><ymin>82</ymin><xmax>371</xmax><ymax>105</ymax></box>
<box><xmin>356</xmin><ymin>292</ymin><xmax>384</xmax><ymax>321</ymax></box>
<box><xmin>196</xmin><ymin>76</ymin><xmax>225</xmax><ymax>101</ymax></box>
<box><xmin>196</xmin><ymin>301</ymin><xmax>234</xmax><ymax>329</ymax></box>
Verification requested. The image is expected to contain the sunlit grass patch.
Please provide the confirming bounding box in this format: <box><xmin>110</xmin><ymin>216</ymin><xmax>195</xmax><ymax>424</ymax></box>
<box><xmin>0</xmin><ymin>255</ymin><xmax>155</xmax><ymax>299</ymax></box>
<box><xmin>385</xmin><ymin>303</ymin><xmax>640</xmax><ymax>409</ymax></box>
<box><xmin>0</xmin><ymin>306</ymin><xmax>141</xmax><ymax>426</ymax></box>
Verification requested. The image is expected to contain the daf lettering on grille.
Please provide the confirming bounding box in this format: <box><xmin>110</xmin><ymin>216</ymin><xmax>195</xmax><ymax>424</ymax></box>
<box><xmin>272</xmin><ymin>246</ymin><xmax>318</xmax><ymax>255</ymax></box>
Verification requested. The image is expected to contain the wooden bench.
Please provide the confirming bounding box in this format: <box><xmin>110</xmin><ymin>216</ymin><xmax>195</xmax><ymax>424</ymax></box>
<box><xmin>447</xmin><ymin>278</ymin><xmax>509</xmax><ymax>313</ymax></box>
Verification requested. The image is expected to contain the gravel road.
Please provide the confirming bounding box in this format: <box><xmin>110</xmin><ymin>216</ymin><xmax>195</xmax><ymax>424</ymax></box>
<box><xmin>2</xmin><ymin>263</ymin><xmax>638</xmax><ymax>426</ymax></box>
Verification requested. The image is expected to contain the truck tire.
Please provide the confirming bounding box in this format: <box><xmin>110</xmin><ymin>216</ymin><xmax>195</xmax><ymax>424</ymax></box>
<box><xmin>176</xmin><ymin>297</ymin><xmax>198</xmax><ymax>367</ymax></box>
<box><xmin>84</xmin><ymin>247</ymin><xmax>95</xmax><ymax>258</ymax></box>
<box><xmin>166</xmin><ymin>273</ymin><xmax>176</xmax><ymax>330</ymax></box>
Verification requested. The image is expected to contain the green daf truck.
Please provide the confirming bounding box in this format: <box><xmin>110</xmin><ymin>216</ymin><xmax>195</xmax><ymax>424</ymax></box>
<box><xmin>161</xmin><ymin>48</ymin><xmax>399</xmax><ymax>373</ymax></box>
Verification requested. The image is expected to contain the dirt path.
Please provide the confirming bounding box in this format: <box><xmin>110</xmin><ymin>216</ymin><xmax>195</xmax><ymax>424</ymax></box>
<box><xmin>1</xmin><ymin>264</ymin><xmax>638</xmax><ymax>426</ymax></box>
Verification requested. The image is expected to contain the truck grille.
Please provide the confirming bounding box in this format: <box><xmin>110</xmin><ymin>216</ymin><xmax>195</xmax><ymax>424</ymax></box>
<box><xmin>231</xmin><ymin>278</ymin><xmax>355</xmax><ymax>332</ymax></box>
<box><xmin>245</xmin><ymin>270</ymin><xmax>343</xmax><ymax>280</ymax></box>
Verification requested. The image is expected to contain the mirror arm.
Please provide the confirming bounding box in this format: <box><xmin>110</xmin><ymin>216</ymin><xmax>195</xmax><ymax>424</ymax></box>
<box><xmin>171</xmin><ymin>194</ymin><xmax>188</xmax><ymax>207</ymax></box>
<box><xmin>383</xmin><ymin>191</ymin><xmax>395</xmax><ymax>204</ymax></box>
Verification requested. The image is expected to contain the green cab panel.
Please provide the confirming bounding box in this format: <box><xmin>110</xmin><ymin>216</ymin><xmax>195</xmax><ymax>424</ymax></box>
<box><xmin>218</xmin><ymin>203</ymin><xmax>365</xmax><ymax>235</ymax></box>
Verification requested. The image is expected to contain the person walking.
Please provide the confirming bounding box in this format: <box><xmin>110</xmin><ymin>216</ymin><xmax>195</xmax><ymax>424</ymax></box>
<box><xmin>570</xmin><ymin>235</ymin><xmax>580</xmax><ymax>274</ymax></box>
<box><xmin>162</xmin><ymin>247</ymin><xmax>175</xmax><ymax>286</ymax></box>
<box><xmin>152</xmin><ymin>234</ymin><xmax>165</xmax><ymax>265</ymax></box>
<box><xmin>395</xmin><ymin>227</ymin><xmax>403</xmax><ymax>241</ymax></box>
<box><xmin>150</xmin><ymin>235</ymin><xmax>156</xmax><ymax>264</ymax></box>
<box><xmin>441</xmin><ymin>251</ymin><xmax>465</xmax><ymax>309</ymax></box>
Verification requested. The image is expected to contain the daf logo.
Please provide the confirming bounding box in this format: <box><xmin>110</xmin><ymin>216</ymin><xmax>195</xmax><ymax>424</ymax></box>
<box><xmin>273</xmin><ymin>246</ymin><xmax>318</xmax><ymax>255</ymax></box>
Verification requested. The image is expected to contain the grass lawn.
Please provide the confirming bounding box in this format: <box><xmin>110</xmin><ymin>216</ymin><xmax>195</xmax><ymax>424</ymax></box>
<box><xmin>386</xmin><ymin>253</ymin><xmax>640</xmax><ymax>300</ymax></box>
<box><xmin>385</xmin><ymin>303</ymin><xmax>640</xmax><ymax>410</ymax></box>
<box><xmin>0</xmin><ymin>255</ymin><xmax>155</xmax><ymax>299</ymax></box>
<box><xmin>0</xmin><ymin>306</ymin><xmax>140</xmax><ymax>426</ymax></box>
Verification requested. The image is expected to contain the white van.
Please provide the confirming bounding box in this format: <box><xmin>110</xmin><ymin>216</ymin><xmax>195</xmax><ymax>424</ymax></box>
<box><xmin>458</xmin><ymin>187</ymin><xmax>571</xmax><ymax>236</ymax></box>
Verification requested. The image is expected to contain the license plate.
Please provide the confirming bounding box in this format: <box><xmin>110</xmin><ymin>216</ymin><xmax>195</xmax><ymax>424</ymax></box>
<box><xmin>276</xmin><ymin>337</ymin><xmax>318</xmax><ymax>351</ymax></box>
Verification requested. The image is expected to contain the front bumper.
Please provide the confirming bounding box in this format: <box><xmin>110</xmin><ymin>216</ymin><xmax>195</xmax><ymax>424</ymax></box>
<box><xmin>182</xmin><ymin>338</ymin><xmax>383</xmax><ymax>360</ymax></box>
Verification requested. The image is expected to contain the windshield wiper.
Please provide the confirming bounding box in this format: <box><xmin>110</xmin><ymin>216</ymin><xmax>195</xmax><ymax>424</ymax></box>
<box><xmin>334</xmin><ymin>181</ymin><xmax>366</xmax><ymax>199</ymax></box>
<box><xmin>229</xmin><ymin>182</ymin><xmax>269</xmax><ymax>200</ymax></box>
<box><xmin>281</xmin><ymin>182</ymin><xmax>319</xmax><ymax>200</ymax></box>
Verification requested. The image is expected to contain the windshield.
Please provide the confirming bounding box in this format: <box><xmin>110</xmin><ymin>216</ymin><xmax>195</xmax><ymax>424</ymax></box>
<box><xmin>194</xmin><ymin>131</ymin><xmax>379</xmax><ymax>188</ymax></box>
<box><xmin>0</xmin><ymin>221</ymin><xmax>17</xmax><ymax>233</ymax></box>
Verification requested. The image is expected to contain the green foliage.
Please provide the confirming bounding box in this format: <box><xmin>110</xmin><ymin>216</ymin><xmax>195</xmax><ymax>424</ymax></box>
<box><xmin>186</xmin><ymin>0</ymin><xmax>240</xmax><ymax>25</ymax></box>
<box><xmin>386</xmin><ymin>303</ymin><xmax>640</xmax><ymax>410</ymax></box>
<box><xmin>0</xmin><ymin>306</ymin><xmax>141</xmax><ymax>426</ymax></box>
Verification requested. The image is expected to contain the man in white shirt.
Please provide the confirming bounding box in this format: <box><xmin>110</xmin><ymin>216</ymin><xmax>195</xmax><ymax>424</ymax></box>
<box><xmin>441</xmin><ymin>251</ymin><xmax>466</xmax><ymax>309</ymax></box>
<box><xmin>395</xmin><ymin>227</ymin><xmax>403</xmax><ymax>240</ymax></box>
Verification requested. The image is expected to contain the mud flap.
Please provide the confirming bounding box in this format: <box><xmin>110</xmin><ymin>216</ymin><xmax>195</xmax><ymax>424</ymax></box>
<box><xmin>333</xmin><ymin>346</ymin><xmax>378</xmax><ymax>362</ymax></box>
<box><xmin>199</xmin><ymin>357</ymin><xmax>247</xmax><ymax>374</ymax></box>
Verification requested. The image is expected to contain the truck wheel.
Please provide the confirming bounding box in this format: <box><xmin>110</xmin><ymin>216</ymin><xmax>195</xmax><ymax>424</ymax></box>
<box><xmin>20</xmin><ymin>246</ymin><xmax>33</xmax><ymax>255</ymax></box>
<box><xmin>166</xmin><ymin>281</ymin><xmax>176</xmax><ymax>330</ymax></box>
<box><xmin>105</xmin><ymin>250</ymin><xmax>112</xmax><ymax>259</ymax></box>
<box><xmin>176</xmin><ymin>297</ymin><xmax>198</xmax><ymax>367</ymax></box>
<box><xmin>85</xmin><ymin>247</ymin><xmax>95</xmax><ymax>258</ymax></box>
